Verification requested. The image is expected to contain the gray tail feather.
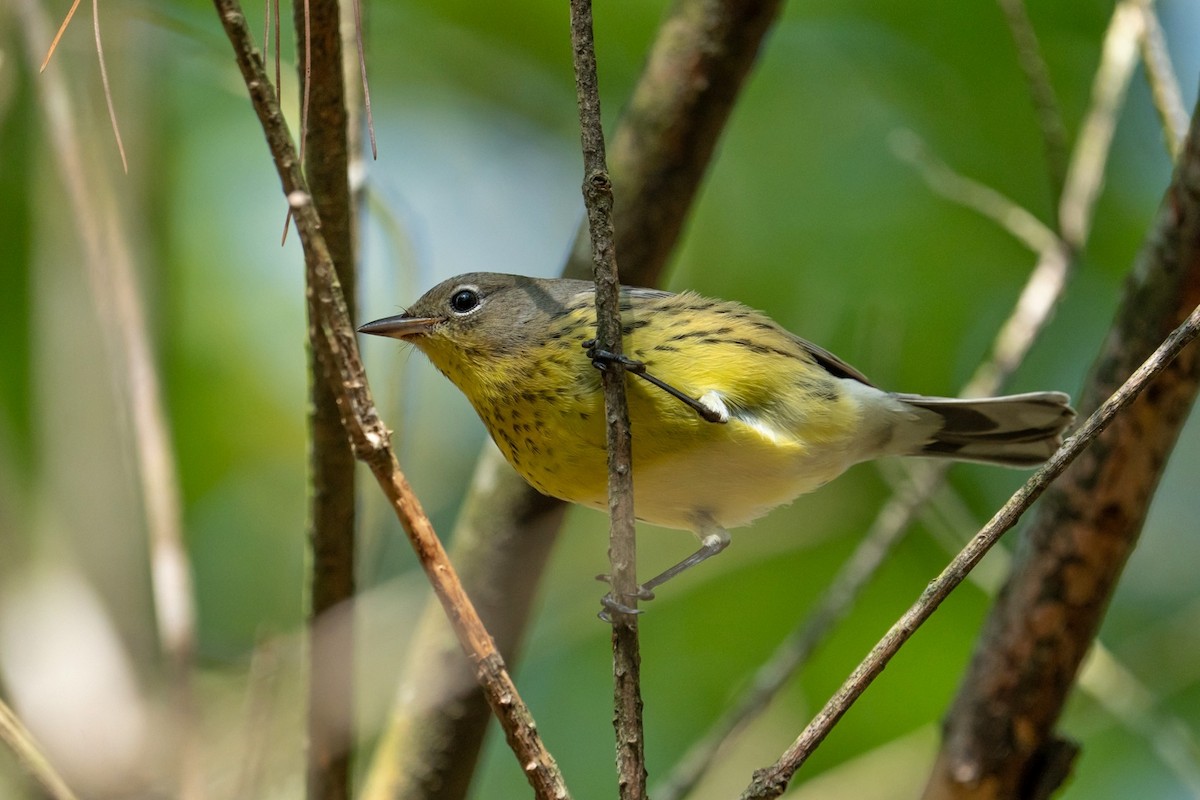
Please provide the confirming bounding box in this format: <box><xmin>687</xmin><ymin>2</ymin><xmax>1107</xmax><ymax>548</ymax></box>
<box><xmin>896</xmin><ymin>391</ymin><xmax>1076</xmax><ymax>468</ymax></box>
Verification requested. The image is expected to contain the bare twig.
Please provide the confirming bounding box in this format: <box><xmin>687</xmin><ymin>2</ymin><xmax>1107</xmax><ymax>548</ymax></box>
<box><xmin>37</xmin><ymin>0</ymin><xmax>128</xmax><ymax>173</ymax></box>
<box><xmin>995</xmin><ymin>0</ymin><xmax>1069</xmax><ymax>211</ymax></box>
<box><xmin>359</xmin><ymin>3</ymin><xmax>783</xmax><ymax>796</ymax></box>
<box><xmin>890</xmin><ymin>131</ymin><xmax>1060</xmax><ymax>254</ymax></box>
<box><xmin>39</xmin><ymin>0</ymin><xmax>81</xmax><ymax>71</ymax></box>
<box><xmin>740</xmin><ymin>302</ymin><xmax>1200</xmax><ymax>799</ymax></box>
<box><xmin>569</xmin><ymin>1</ymin><xmax>647</xmax><ymax>797</ymax></box>
<box><xmin>924</xmin><ymin>85</ymin><xmax>1200</xmax><ymax>800</ymax></box>
<box><xmin>349</xmin><ymin>0</ymin><xmax>377</xmax><ymax>160</ymax></box>
<box><xmin>1138</xmin><ymin>3</ymin><xmax>1188</xmax><ymax>157</ymax></box>
<box><xmin>298</xmin><ymin>0</ymin><xmax>311</xmax><ymax>164</ymax></box>
<box><xmin>273</xmin><ymin>0</ymin><xmax>281</xmax><ymax>95</ymax></box>
<box><xmin>655</xmin><ymin>463</ymin><xmax>943</xmax><ymax>800</ymax></box>
<box><xmin>893</xmin><ymin>466</ymin><xmax>1200</xmax><ymax>793</ymax></box>
<box><xmin>90</xmin><ymin>0</ymin><xmax>127</xmax><ymax>173</ymax></box>
<box><xmin>211</xmin><ymin>2</ymin><xmax>570</xmax><ymax>797</ymax></box>
<box><xmin>0</xmin><ymin>697</ymin><xmax>80</xmax><ymax>800</ymax></box>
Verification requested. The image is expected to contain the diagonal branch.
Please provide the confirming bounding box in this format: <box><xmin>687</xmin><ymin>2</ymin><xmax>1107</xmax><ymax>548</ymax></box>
<box><xmin>741</xmin><ymin>300</ymin><xmax>1200</xmax><ymax>799</ymax></box>
<box><xmin>1138</xmin><ymin>3</ymin><xmax>1189</xmax><ymax>156</ymax></box>
<box><xmin>210</xmin><ymin>2</ymin><xmax>570</xmax><ymax>798</ymax></box>
<box><xmin>0</xmin><ymin>696</ymin><xmax>80</xmax><ymax>800</ymax></box>
<box><xmin>924</xmin><ymin>87</ymin><xmax>1200</xmax><ymax>800</ymax></box>
<box><xmin>659</xmin><ymin>15</ymin><xmax>1145</xmax><ymax>782</ymax></box>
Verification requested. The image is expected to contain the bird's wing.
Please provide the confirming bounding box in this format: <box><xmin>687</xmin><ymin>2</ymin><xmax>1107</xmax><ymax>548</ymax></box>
<box><xmin>622</xmin><ymin>285</ymin><xmax>676</xmax><ymax>303</ymax></box>
<box><xmin>620</xmin><ymin>284</ymin><xmax>877</xmax><ymax>389</ymax></box>
<box><xmin>785</xmin><ymin>332</ymin><xmax>876</xmax><ymax>387</ymax></box>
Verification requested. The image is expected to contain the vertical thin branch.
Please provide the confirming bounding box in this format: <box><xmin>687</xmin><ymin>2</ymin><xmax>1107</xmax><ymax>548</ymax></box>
<box><xmin>349</xmin><ymin>0</ymin><xmax>376</xmax><ymax>160</ymax></box>
<box><xmin>212</xmin><ymin>2</ymin><xmax>570</xmax><ymax>797</ymax></box>
<box><xmin>568</xmin><ymin>1</ymin><xmax>646</xmax><ymax>798</ymax></box>
<box><xmin>996</xmin><ymin>0</ymin><xmax>1069</xmax><ymax>212</ymax></box>
<box><xmin>90</xmin><ymin>0</ymin><xmax>127</xmax><ymax>173</ymax></box>
<box><xmin>360</xmin><ymin>2</ymin><xmax>781</xmax><ymax>797</ymax></box>
<box><xmin>293</xmin><ymin>0</ymin><xmax>358</xmax><ymax>798</ymax></box>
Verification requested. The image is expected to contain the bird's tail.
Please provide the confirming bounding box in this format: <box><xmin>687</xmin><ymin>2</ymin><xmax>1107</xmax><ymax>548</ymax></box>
<box><xmin>896</xmin><ymin>391</ymin><xmax>1075</xmax><ymax>467</ymax></box>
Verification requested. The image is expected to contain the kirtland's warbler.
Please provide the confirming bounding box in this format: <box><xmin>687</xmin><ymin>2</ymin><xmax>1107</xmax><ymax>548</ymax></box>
<box><xmin>360</xmin><ymin>272</ymin><xmax>1074</xmax><ymax>603</ymax></box>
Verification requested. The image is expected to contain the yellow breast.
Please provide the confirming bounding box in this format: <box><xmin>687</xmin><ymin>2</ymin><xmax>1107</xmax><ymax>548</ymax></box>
<box><xmin>417</xmin><ymin>292</ymin><xmax>868</xmax><ymax>531</ymax></box>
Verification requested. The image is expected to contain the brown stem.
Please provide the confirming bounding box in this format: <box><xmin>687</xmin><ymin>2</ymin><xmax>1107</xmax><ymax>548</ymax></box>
<box><xmin>569</xmin><ymin>1</ymin><xmax>646</xmax><ymax>797</ymax></box>
<box><xmin>293</xmin><ymin>1</ymin><xmax>357</xmax><ymax>799</ymax></box>
<box><xmin>740</xmin><ymin>300</ymin><xmax>1200</xmax><ymax>800</ymax></box>
<box><xmin>358</xmin><ymin>1</ymin><xmax>783</xmax><ymax>797</ymax></box>
<box><xmin>211</xmin><ymin>2</ymin><xmax>571</xmax><ymax>797</ymax></box>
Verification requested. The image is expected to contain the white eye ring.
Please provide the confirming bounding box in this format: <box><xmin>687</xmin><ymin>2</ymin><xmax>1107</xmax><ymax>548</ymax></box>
<box><xmin>449</xmin><ymin>286</ymin><xmax>482</xmax><ymax>315</ymax></box>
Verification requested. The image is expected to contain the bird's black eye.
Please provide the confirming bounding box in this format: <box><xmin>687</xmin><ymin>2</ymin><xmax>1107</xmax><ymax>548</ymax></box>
<box><xmin>449</xmin><ymin>288</ymin><xmax>480</xmax><ymax>314</ymax></box>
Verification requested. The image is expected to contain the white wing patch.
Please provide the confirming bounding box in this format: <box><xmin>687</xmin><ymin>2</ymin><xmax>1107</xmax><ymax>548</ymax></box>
<box><xmin>740</xmin><ymin>414</ymin><xmax>786</xmax><ymax>444</ymax></box>
<box><xmin>698</xmin><ymin>390</ymin><xmax>731</xmax><ymax>423</ymax></box>
<box><xmin>698</xmin><ymin>389</ymin><xmax>794</xmax><ymax>443</ymax></box>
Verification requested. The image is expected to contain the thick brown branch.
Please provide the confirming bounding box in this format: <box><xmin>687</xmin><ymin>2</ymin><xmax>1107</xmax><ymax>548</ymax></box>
<box><xmin>923</xmin><ymin>94</ymin><xmax>1200</xmax><ymax>800</ymax></box>
<box><xmin>210</xmin><ymin>2</ymin><xmax>570</xmax><ymax>798</ymax></box>
<box><xmin>294</xmin><ymin>2</ymin><xmax>358</xmax><ymax>799</ymax></box>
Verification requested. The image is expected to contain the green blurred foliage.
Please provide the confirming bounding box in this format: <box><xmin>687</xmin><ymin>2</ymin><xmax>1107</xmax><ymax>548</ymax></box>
<box><xmin>0</xmin><ymin>0</ymin><xmax>1198</xmax><ymax>797</ymax></box>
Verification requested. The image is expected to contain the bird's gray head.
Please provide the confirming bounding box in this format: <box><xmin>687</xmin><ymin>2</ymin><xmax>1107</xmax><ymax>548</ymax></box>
<box><xmin>358</xmin><ymin>272</ymin><xmax>590</xmax><ymax>380</ymax></box>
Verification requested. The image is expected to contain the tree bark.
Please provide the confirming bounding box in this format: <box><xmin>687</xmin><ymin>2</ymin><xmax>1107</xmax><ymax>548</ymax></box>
<box><xmin>923</xmin><ymin>95</ymin><xmax>1200</xmax><ymax>800</ymax></box>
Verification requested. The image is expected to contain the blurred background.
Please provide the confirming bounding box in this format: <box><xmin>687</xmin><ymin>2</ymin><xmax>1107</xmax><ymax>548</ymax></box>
<box><xmin>1</xmin><ymin>0</ymin><xmax>1199</xmax><ymax>797</ymax></box>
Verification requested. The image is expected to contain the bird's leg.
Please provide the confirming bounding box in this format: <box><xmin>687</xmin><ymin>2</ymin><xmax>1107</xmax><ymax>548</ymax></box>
<box><xmin>595</xmin><ymin>521</ymin><xmax>731</xmax><ymax>621</ymax></box>
<box><xmin>640</xmin><ymin>526</ymin><xmax>731</xmax><ymax>594</ymax></box>
<box><xmin>582</xmin><ymin>339</ymin><xmax>727</xmax><ymax>424</ymax></box>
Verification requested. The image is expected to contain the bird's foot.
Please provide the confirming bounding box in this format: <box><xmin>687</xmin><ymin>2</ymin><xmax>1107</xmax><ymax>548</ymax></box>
<box><xmin>582</xmin><ymin>338</ymin><xmax>646</xmax><ymax>374</ymax></box>
<box><xmin>595</xmin><ymin>573</ymin><xmax>654</xmax><ymax>623</ymax></box>
<box><xmin>580</xmin><ymin>339</ymin><xmax>726</xmax><ymax>424</ymax></box>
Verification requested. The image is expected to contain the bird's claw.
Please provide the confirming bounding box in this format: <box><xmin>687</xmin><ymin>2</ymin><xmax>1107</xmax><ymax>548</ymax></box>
<box><xmin>595</xmin><ymin>573</ymin><xmax>654</xmax><ymax>622</ymax></box>
<box><xmin>598</xmin><ymin>594</ymin><xmax>641</xmax><ymax>623</ymax></box>
<box><xmin>582</xmin><ymin>339</ymin><xmax>646</xmax><ymax>374</ymax></box>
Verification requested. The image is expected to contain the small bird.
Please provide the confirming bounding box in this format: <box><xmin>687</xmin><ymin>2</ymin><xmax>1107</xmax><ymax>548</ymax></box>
<box><xmin>360</xmin><ymin>273</ymin><xmax>1074</xmax><ymax>610</ymax></box>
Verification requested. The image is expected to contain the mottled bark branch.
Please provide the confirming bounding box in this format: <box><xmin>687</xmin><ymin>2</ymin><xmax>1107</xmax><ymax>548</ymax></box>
<box><xmin>923</xmin><ymin>93</ymin><xmax>1200</xmax><ymax>800</ymax></box>
<box><xmin>568</xmin><ymin>1</ymin><xmax>647</xmax><ymax>797</ymax></box>
<box><xmin>211</xmin><ymin>3</ymin><xmax>571</xmax><ymax>798</ymax></box>
<box><xmin>294</xmin><ymin>3</ymin><xmax>358</xmax><ymax>799</ymax></box>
